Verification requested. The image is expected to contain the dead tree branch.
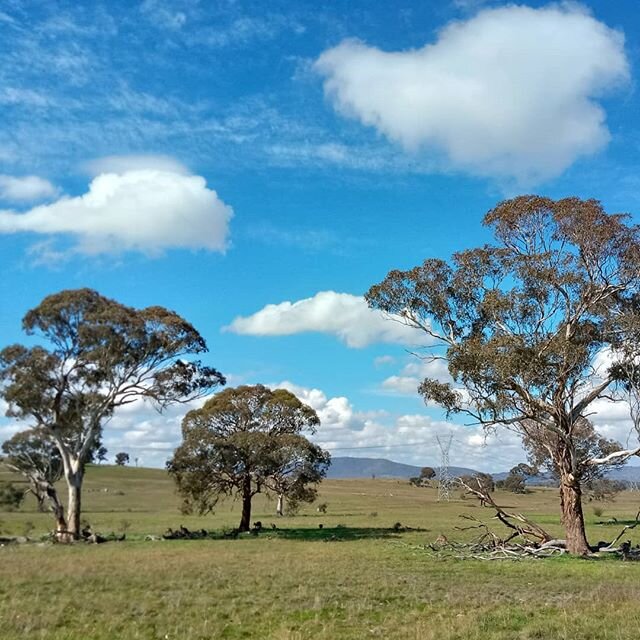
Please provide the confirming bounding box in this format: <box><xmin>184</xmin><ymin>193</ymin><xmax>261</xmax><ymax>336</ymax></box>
<box><xmin>458</xmin><ymin>477</ymin><xmax>554</xmax><ymax>543</ymax></box>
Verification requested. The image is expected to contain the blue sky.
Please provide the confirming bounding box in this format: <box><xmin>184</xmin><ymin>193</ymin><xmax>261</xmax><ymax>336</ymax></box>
<box><xmin>1</xmin><ymin>0</ymin><xmax>639</xmax><ymax>470</ymax></box>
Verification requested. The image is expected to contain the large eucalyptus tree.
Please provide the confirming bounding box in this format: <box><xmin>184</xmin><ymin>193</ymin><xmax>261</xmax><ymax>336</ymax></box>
<box><xmin>367</xmin><ymin>196</ymin><xmax>640</xmax><ymax>555</ymax></box>
<box><xmin>0</xmin><ymin>288</ymin><xmax>225</xmax><ymax>539</ymax></box>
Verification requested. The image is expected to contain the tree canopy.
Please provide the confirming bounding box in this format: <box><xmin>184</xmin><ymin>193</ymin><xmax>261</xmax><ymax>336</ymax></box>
<box><xmin>366</xmin><ymin>196</ymin><xmax>640</xmax><ymax>554</ymax></box>
<box><xmin>168</xmin><ymin>384</ymin><xmax>330</xmax><ymax>531</ymax></box>
<box><xmin>1</xmin><ymin>428</ymin><xmax>65</xmax><ymax>526</ymax></box>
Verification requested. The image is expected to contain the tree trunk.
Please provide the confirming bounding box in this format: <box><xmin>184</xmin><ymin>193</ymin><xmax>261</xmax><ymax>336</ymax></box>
<box><xmin>276</xmin><ymin>493</ymin><xmax>284</xmax><ymax>516</ymax></box>
<box><xmin>33</xmin><ymin>478</ymin><xmax>67</xmax><ymax>534</ymax></box>
<box><xmin>66</xmin><ymin>466</ymin><xmax>84</xmax><ymax>540</ymax></box>
<box><xmin>559</xmin><ymin>472</ymin><xmax>590</xmax><ymax>555</ymax></box>
<box><xmin>239</xmin><ymin>477</ymin><xmax>252</xmax><ymax>532</ymax></box>
<box><xmin>50</xmin><ymin>491</ymin><xmax>68</xmax><ymax>535</ymax></box>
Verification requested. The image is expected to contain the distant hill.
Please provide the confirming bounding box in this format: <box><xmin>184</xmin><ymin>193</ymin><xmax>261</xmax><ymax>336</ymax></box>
<box><xmin>327</xmin><ymin>456</ymin><xmax>477</xmax><ymax>479</ymax></box>
<box><xmin>327</xmin><ymin>456</ymin><xmax>640</xmax><ymax>485</ymax></box>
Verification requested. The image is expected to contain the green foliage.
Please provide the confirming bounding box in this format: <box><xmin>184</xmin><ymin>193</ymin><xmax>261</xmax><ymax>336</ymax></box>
<box><xmin>0</xmin><ymin>482</ymin><xmax>24</xmax><ymax>511</ymax></box>
<box><xmin>115</xmin><ymin>452</ymin><xmax>130</xmax><ymax>467</ymax></box>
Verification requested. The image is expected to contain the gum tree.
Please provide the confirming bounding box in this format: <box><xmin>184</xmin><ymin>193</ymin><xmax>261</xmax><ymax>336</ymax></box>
<box><xmin>1</xmin><ymin>428</ymin><xmax>65</xmax><ymax>527</ymax></box>
<box><xmin>168</xmin><ymin>384</ymin><xmax>330</xmax><ymax>531</ymax></box>
<box><xmin>0</xmin><ymin>288</ymin><xmax>225</xmax><ymax>539</ymax></box>
<box><xmin>264</xmin><ymin>434</ymin><xmax>331</xmax><ymax>516</ymax></box>
<box><xmin>366</xmin><ymin>196</ymin><xmax>640</xmax><ymax>555</ymax></box>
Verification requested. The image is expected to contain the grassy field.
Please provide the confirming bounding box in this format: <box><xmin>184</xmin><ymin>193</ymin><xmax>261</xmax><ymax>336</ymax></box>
<box><xmin>2</xmin><ymin>465</ymin><xmax>640</xmax><ymax>639</ymax></box>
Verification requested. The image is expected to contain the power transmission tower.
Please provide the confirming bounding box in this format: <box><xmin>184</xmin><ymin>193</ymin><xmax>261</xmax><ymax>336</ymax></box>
<box><xmin>436</xmin><ymin>434</ymin><xmax>454</xmax><ymax>502</ymax></box>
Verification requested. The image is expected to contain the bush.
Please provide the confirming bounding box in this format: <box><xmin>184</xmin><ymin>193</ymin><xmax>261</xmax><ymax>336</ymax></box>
<box><xmin>503</xmin><ymin>473</ymin><xmax>527</xmax><ymax>494</ymax></box>
<box><xmin>0</xmin><ymin>483</ymin><xmax>24</xmax><ymax>511</ymax></box>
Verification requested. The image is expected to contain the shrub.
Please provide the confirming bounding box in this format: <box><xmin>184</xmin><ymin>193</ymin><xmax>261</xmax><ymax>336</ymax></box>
<box><xmin>0</xmin><ymin>483</ymin><xmax>24</xmax><ymax>511</ymax></box>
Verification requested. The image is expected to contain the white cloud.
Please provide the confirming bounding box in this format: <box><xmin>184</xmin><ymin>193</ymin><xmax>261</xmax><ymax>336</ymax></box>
<box><xmin>0</xmin><ymin>167</ymin><xmax>233</xmax><ymax>257</ymax></box>
<box><xmin>83</xmin><ymin>154</ymin><xmax>189</xmax><ymax>176</ymax></box>
<box><xmin>382</xmin><ymin>358</ymin><xmax>452</xmax><ymax>396</ymax></box>
<box><xmin>140</xmin><ymin>0</ymin><xmax>187</xmax><ymax>30</ymax></box>
<box><xmin>225</xmin><ymin>291</ymin><xmax>426</xmax><ymax>348</ymax></box>
<box><xmin>0</xmin><ymin>175</ymin><xmax>58</xmax><ymax>202</ymax></box>
<box><xmin>381</xmin><ymin>375</ymin><xmax>421</xmax><ymax>396</ymax></box>
<box><xmin>315</xmin><ymin>4</ymin><xmax>629</xmax><ymax>183</ymax></box>
<box><xmin>374</xmin><ymin>355</ymin><xmax>396</xmax><ymax>367</ymax></box>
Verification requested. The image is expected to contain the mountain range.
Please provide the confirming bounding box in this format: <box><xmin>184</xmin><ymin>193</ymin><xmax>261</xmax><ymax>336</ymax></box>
<box><xmin>327</xmin><ymin>456</ymin><xmax>640</xmax><ymax>484</ymax></box>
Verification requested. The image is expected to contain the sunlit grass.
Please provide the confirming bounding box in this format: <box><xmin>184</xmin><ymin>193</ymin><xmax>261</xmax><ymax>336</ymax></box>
<box><xmin>1</xmin><ymin>465</ymin><xmax>640</xmax><ymax>639</ymax></box>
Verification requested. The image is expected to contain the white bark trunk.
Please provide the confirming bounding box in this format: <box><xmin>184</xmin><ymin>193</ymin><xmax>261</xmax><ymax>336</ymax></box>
<box><xmin>276</xmin><ymin>493</ymin><xmax>284</xmax><ymax>516</ymax></box>
<box><xmin>64</xmin><ymin>457</ymin><xmax>84</xmax><ymax>540</ymax></box>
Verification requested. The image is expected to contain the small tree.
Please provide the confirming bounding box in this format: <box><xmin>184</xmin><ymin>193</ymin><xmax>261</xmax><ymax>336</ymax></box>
<box><xmin>115</xmin><ymin>452</ymin><xmax>130</xmax><ymax>467</ymax></box>
<box><xmin>0</xmin><ymin>289</ymin><xmax>225</xmax><ymax>539</ymax></box>
<box><xmin>367</xmin><ymin>196</ymin><xmax>640</xmax><ymax>554</ymax></box>
<box><xmin>586</xmin><ymin>478</ymin><xmax>626</xmax><ymax>502</ymax></box>
<box><xmin>501</xmin><ymin>463</ymin><xmax>537</xmax><ymax>494</ymax></box>
<box><xmin>96</xmin><ymin>446</ymin><xmax>108</xmax><ymax>464</ymax></box>
<box><xmin>410</xmin><ymin>466</ymin><xmax>436</xmax><ymax>487</ymax></box>
<box><xmin>460</xmin><ymin>473</ymin><xmax>495</xmax><ymax>498</ymax></box>
<box><xmin>502</xmin><ymin>473</ymin><xmax>526</xmax><ymax>494</ymax></box>
<box><xmin>168</xmin><ymin>385</ymin><xmax>329</xmax><ymax>531</ymax></box>
<box><xmin>1</xmin><ymin>429</ymin><xmax>65</xmax><ymax>527</ymax></box>
<box><xmin>264</xmin><ymin>434</ymin><xmax>331</xmax><ymax>516</ymax></box>
<box><xmin>420</xmin><ymin>466</ymin><xmax>436</xmax><ymax>481</ymax></box>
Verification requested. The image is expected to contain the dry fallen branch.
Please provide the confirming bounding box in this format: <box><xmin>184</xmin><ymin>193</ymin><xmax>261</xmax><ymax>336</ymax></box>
<box><xmin>601</xmin><ymin>510</ymin><xmax>640</xmax><ymax>552</ymax></box>
<box><xmin>457</xmin><ymin>477</ymin><xmax>553</xmax><ymax>543</ymax></box>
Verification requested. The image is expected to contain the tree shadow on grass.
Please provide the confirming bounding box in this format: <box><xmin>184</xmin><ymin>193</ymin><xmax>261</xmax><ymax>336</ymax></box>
<box><xmin>254</xmin><ymin>526</ymin><xmax>428</xmax><ymax>542</ymax></box>
<box><xmin>159</xmin><ymin>524</ymin><xmax>429</xmax><ymax>542</ymax></box>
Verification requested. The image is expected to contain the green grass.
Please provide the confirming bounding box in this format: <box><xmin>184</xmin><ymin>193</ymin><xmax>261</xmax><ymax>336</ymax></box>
<box><xmin>2</xmin><ymin>465</ymin><xmax>640</xmax><ymax>639</ymax></box>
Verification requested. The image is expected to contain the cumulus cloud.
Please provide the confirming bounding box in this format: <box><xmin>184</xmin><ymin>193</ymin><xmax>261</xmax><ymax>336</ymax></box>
<box><xmin>0</xmin><ymin>166</ymin><xmax>233</xmax><ymax>257</ymax></box>
<box><xmin>225</xmin><ymin>291</ymin><xmax>426</xmax><ymax>348</ymax></box>
<box><xmin>0</xmin><ymin>175</ymin><xmax>58</xmax><ymax>202</ymax></box>
<box><xmin>315</xmin><ymin>4</ymin><xmax>629</xmax><ymax>183</ymax></box>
